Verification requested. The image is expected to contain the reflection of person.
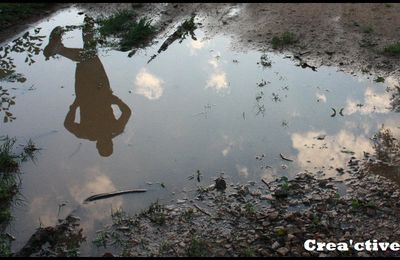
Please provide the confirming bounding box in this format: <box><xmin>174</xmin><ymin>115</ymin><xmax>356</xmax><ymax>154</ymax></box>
<box><xmin>43</xmin><ymin>16</ymin><xmax>131</xmax><ymax>157</ymax></box>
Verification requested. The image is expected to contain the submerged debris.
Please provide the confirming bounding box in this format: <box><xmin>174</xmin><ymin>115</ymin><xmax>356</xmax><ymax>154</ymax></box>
<box><xmin>279</xmin><ymin>153</ymin><xmax>293</xmax><ymax>162</ymax></box>
<box><xmin>83</xmin><ymin>189</ymin><xmax>147</xmax><ymax>203</ymax></box>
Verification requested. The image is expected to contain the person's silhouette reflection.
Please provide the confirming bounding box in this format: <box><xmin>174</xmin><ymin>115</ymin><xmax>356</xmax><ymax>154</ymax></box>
<box><xmin>43</xmin><ymin>16</ymin><xmax>131</xmax><ymax>157</ymax></box>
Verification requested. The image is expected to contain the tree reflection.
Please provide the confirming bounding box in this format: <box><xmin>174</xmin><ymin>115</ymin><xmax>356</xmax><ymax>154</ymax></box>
<box><xmin>0</xmin><ymin>28</ymin><xmax>45</xmax><ymax>82</ymax></box>
<box><xmin>364</xmin><ymin>126</ymin><xmax>400</xmax><ymax>185</ymax></box>
<box><xmin>0</xmin><ymin>28</ymin><xmax>45</xmax><ymax>123</ymax></box>
<box><xmin>390</xmin><ymin>86</ymin><xmax>400</xmax><ymax>112</ymax></box>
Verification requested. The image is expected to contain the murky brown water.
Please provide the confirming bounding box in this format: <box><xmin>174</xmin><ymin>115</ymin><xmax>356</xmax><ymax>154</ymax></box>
<box><xmin>1</xmin><ymin>7</ymin><xmax>399</xmax><ymax>255</ymax></box>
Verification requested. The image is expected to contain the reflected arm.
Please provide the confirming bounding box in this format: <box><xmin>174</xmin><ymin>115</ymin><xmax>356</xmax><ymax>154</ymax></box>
<box><xmin>64</xmin><ymin>101</ymin><xmax>82</xmax><ymax>138</ymax></box>
<box><xmin>111</xmin><ymin>95</ymin><xmax>132</xmax><ymax>136</ymax></box>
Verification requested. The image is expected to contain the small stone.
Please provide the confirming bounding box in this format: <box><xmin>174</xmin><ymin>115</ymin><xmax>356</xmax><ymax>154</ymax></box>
<box><xmin>177</xmin><ymin>199</ymin><xmax>186</xmax><ymax>204</ymax></box>
<box><xmin>357</xmin><ymin>252</ymin><xmax>369</xmax><ymax>257</ymax></box>
<box><xmin>269</xmin><ymin>211</ymin><xmax>279</xmax><ymax>220</ymax></box>
<box><xmin>260</xmin><ymin>194</ymin><xmax>274</xmax><ymax>200</ymax></box>
<box><xmin>272</xmin><ymin>241</ymin><xmax>280</xmax><ymax>249</ymax></box>
<box><xmin>277</xmin><ymin>247</ymin><xmax>289</xmax><ymax>256</ymax></box>
<box><xmin>287</xmin><ymin>234</ymin><xmax>296</xmax><ymax>240</ymax></box>
<box><xmin>165</xmin><ymin>205</ymin><xmax>175</xmax><ymax>211</ymax></box>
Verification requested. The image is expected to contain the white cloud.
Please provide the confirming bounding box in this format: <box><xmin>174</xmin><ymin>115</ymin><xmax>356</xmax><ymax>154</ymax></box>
<box><xmin>345</xmin><ymin>87</ymin><xmax>391</xmax><ymax>115</ymax></box>
<box><xmin>316</xmin><ymin>93</ymin><xmax>327</xmax><ymax>103</ymax></box>
<box><xmin>291</xmin><ymin>129</ymin><xmax>374</xmax><ymax>174</ymax></box>
<box><xmin>236</xmin><ymin>164</ymin><xmax>249</xmax><ymax>178</ymax></box>
<box><xmin>206</xmin><ymin>72</ymin><xmax>228</xmax><ymax>92</ymax></box>
<box><xmin>135</xmin><ymin>68</ymin><xmax>164</xmax><ymax>100</ymax></box>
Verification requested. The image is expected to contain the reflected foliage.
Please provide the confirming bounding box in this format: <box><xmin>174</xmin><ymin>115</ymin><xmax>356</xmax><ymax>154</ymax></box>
<box><xmin>371</xmin><ymin>126</ymin><xmax>400</xmax><ymax>165</ymax></box>
<box><xmin>0</xmin><ymin>28</ymin><xmax>45</xmax><ymax>124</ymax></box>
<box><xmin>364</xmin><ymin>126</ymin><xmax>400</xmax><ymax>186</ymax></box>
<box><xmin>0</xmin><ymin>136</ymin><xmax>40</xmax><ymax>256</ymax></box>
<box><xmin>389</xmin><ymin>86</ymin><xmax>400</xmax><ymax>112</ymax></box>
<box><xmin>0</xmin><ymin>28</ymin><xmax>45</xmax><ymax>82</ymax></box>
<box><xmin>148</xmin><ymin>15</ymin><xmax>197</xmax><ymax>63</ymax></box>
<box><xmin>0</xmin><ymin>87</ymin><xmax>16</xmax><ymax>123</ymax></box>
<box><xmin>95</xmin><ymin>10</ymin><xmax>156</xmax><ymax>55</ymax></box>
<box><xmin>16</xmin><ymin>215</ymin><xmax>85</xmax><ymax>257</ymax></box>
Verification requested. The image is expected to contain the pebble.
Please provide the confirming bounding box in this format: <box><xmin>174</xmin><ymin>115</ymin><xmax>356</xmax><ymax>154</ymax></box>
<box><xmin>271</xmin><ymin>241</ymin><xmax>280</xmax><ymax>249</ymax></box>
<box><xmin>276</xmin><ymin>247</ymin><xmax>289</xmax><ymax>256</ymax></box>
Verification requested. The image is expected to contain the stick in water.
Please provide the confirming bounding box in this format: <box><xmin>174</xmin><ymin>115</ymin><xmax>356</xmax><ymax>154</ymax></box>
<box><xmin>280</xmin><ymin>153</ymin><xmax>293</xmax><ymax>162</ymax></box>
<box><xmin>83</xmin><ymin>189</ymin><xmax>147</xmax><ymax>203</ymax></box>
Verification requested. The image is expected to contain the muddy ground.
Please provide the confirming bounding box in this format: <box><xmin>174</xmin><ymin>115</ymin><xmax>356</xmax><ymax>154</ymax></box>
<box><xmin>3</xmin><ymin>3</ymin><xmax>399</xmax><ymax>78</ymax></box>
<box><xmin>75</xmin><ymin>3</ymin><xmax>400</xmax><ymax>80</ymax></box>
<box><xmin>89</xmin><ymin>162</ymin><xmax>400</xmax><ymax>257</ymax></box>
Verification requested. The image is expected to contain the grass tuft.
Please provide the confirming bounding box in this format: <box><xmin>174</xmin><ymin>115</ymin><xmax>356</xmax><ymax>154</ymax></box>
<box><xmin>383</xmin><ymin>42</ymin><xmax>400</xmax><ymax>56</ymax></box>
<box><xmin>271</xmin><ymin>32</ymin><xmax>297</xmax><ymax>49</ymax></box>
<box><xmin>97</xmin><ymin>10</ymin><xmax>156</xmax><ymax>51</ymax></box>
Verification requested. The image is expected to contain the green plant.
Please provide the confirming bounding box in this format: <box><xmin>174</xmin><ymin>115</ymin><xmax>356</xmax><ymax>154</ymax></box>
<box><xmin>0</xmin><ymin>234</ymin><xmax>12</xmax><ymax>257</ymax></box>
<box><xmin>92</xmin><ymin>230</ymin><xmax>109</xmax><ymax>248</ymax></box>
<box><xmin>375</xmin><ymin>76</ymin><xmax>385</xmax><ymax>83</ymax></box>
<box><xmin>97</xmin><ymin>10</ymin><xmax>156</xmax><ymax>52</ymax></box>
<box><xmin>97</xmin><ymin>10</ymin><xmax>136</xmax><ymax>36</ymax></box>
<box><xmin>182</xmin><ymin>207</ymin><xmax>194</xmax><ymax>220</ymax></box>
<box><xmin>120</xmin><ymin>17</ymin><xmax>155</xmax><ymax>51</ymax></box>
<box><xmin>351</xmin><ymin>199</ymin><xmax>362</xmax><ymax>209</ymax></box>
<box><xmin>276</xmin><ymin>227</ymin><xmax>287</xmax><ymax>236</ymax></box>
<box><xmin>0</xmin><ymin>137</ymin><xmax>19</xmax><ymax>173</ymax></box>
<box><xmin>383</xmin><ymin>43</ymin><xmax>400</xmax><ymax>55</ymax></box>
<box><xmin>187</xmin><ymin>237</ymin><xmax>208</xmax><ymax>257</ymax></box>
<box><xmin>243</xmin><ymin>247</ymin><xmax>255</xmax><ymax>257</ymax></box>
<box><xmin>311</xmin><ymin>214</ymin><xmax>320</xmax><ymax>226</ymax></box>
<box><xmin>244</xmin><ymin>203</ymin><xmax>256</xmax><ymax>216</ymax></box>
<box><xmin>143</xmin><ymin>201</ymin><xmax>166</xmax><ymax>225</ymax></box>
<box><xmin>271</xmin><ymin>32</ymin><xmax>297</xmax><ymax>49</ymax></box>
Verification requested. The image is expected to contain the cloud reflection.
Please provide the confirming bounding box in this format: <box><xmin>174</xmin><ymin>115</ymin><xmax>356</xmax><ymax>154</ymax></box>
<box><xmin>236</xmin><ymin>164</ymin><xmax>249</xmax><ymax>178</ymax></box>
<box><xmin>135</xmin><ymin>68</ymin><xmax>164</xmax><ymax>100</ymax></box>
<box><xmin>291</xmin><ymin>129</ymin><xmax>374</xmax><ymax>173</ymax></box>
<box><xmin>206</xmin><ymin>72</ymin><xmax>229</xmax><ymax>92</ymax></box>
<box><xmin>345</xmin><ymin>87</ymin><xmax>391</xmax><ymax>115</ymax></box>
<box><xmin>206</xmin><ymin>53</ymin><xmax>230</xmax><ymax>93</ymax></box>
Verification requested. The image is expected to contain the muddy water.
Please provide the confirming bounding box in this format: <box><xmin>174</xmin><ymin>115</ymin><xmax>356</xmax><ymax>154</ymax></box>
<box><xmin>1</xmin><ymin>7</ymin><xmax>399</xmax><ymax>255</ymax></box>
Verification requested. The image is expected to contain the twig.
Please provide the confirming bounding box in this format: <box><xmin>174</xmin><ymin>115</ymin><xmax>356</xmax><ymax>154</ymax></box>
<box><xmin>261</xmin><ymin>178</ymin><xmax>271</xmax><ymax>190</ymax></box>
<box><xmin>193</xmin><ymin>203</ymin><xmax>212</xmax><ymax>217</ymax></box>
<box><xmin>83</xmin><ymin>189</ymin><xmax>147</xmax><ymax>203</ymax></box>
<box><xmin>279</xmin><ymin>153</ymin><xmax>293</xmax><ymax>162</ymax></box>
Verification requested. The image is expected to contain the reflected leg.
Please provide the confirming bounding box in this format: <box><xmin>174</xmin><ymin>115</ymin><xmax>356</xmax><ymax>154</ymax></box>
<box><xmin>43</xmin><ymin>26</ymin><xmax>84</xmax><ymax>62</ymax></box>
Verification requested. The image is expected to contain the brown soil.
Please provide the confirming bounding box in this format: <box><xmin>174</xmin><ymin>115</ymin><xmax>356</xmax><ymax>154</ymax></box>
<box><xmin>77</xmin><ymin>3</ymin><xmax>400</xmax><ymax>79</ymax></box>
<box><xmin>4</xmin><ymin>3</ymin><xmax>399</xmax><ymax>81</ymax></box>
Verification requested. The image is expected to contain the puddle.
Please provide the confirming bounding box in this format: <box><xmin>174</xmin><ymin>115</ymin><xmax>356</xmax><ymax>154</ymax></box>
<box><xmin>1</xmin><ymin>7</ymin><xmax>399</xmax><ymax>255</ymax></box>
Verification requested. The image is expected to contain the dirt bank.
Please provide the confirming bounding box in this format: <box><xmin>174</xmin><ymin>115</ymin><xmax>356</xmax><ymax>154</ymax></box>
<box><xmin>75</xmin><ymin>3</ymin><xmax>400</xmax><ymax>81</ymax></box>
<box><xmin>3</xmin><ymin>3</ymin><xmax>400</xmax><ymax>80</ymax></box>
